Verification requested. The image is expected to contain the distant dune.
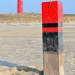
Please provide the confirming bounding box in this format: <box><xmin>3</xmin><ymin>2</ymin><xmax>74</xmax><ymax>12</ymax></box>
<box><xmin>64</xmin><ymin>14</ymin><xmax>75</xmax><ymax>23</ymax></box>
<box><xmin>0</xmin><ymin>13</ymin><xmax>75</xmax><ymax>23</ymax></box>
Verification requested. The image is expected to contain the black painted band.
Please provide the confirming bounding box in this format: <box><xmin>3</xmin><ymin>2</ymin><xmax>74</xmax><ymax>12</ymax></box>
<box><xmin>43</xmin><ymin>32</ymin><xmax>63</xmax><ymax>53</ymax></box>
<box><xmin>43</xmin><ymin>23</ymin><xmax>62</xmax><ymax>28</ymax></box>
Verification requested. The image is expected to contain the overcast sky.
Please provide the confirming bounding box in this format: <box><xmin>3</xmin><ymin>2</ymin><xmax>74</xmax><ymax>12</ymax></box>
<box><xmin>0</xmin><ymin>0</ymin><xmax>75</xmax><ymax>14</ymax></box>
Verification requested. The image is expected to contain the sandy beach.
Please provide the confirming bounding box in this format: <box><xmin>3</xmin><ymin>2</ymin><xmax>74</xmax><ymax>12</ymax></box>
<box><xmin>0</xmin><ymin>23</ymin><xmax>75</xmax><ymax>75</ymax></box>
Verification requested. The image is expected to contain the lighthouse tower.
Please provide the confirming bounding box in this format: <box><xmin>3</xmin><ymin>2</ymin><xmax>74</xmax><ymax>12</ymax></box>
<box><xmin>17</xmin><ymin>0</ymin><xmax>23</xmax><ymax>13</ymax></box>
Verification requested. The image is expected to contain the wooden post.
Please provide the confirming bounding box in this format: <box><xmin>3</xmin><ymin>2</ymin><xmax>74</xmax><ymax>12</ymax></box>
<box><xmin>42</xmin><ymin>1</ymin><xmax>64</xmax><ymax>75</ymax></box>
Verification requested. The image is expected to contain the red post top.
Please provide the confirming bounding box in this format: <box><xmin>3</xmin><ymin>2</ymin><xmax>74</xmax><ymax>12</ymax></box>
<box><xmin>17</xmin><ymin>0</ymin><xmax>23</xmax><ymax>13</ymax></box>
<box><xmin>42</xmin><ymin>1</ymin><xmax>63</xmax><ymax>23</ymax></box>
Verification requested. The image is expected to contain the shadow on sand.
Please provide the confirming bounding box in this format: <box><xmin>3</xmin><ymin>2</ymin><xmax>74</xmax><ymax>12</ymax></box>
<box><xmin>0</xmin><ymin>60</ymin><xmax>43</xmax><ymax>75</ymax></box>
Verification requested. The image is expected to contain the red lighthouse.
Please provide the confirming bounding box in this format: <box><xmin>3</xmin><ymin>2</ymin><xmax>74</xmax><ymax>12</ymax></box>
<box><xmin>17</xmin><ymin>0</ymin><xmax>23</xmax><ymax>13</ymax></box>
